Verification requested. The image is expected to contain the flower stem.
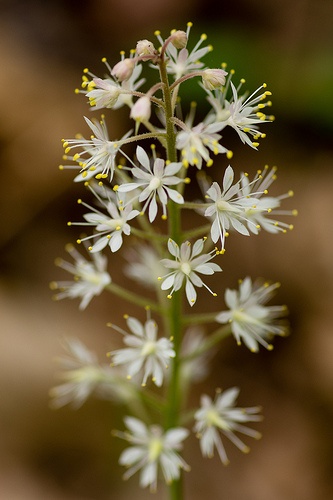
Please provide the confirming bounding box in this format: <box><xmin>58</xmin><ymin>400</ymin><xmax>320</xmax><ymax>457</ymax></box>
<box><xmin>159</xmin><ymin>56</ymin><xmax>184</xmax><ymax>500</ymax></box>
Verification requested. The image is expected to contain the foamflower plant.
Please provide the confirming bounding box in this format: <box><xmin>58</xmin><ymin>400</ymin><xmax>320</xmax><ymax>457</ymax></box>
<box><xmin>51</xmin><ymin>22</ymin><xmax>296</xmax><ymax>499</ymax></box>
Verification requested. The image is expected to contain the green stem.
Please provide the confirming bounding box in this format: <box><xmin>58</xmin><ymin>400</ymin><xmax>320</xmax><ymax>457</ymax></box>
<box><xmin>105</xmin><ymin>282</ymin><xmax>164</xmax><ymax>314</ymax></box>
<box><xmin>159</xmin><ymin>56</ymin><xmax>184</xmax><ymax>500</ymax></box>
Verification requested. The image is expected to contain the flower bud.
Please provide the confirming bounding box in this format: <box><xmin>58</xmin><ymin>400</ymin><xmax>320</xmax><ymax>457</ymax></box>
<box><xmin>170</xmin><ymin>30</ymin><xmax>187</xmax><ymax>49</ymax></box>
<box><xmin>202</xmin><ymin>69</ymin><xmax>228</xmax><ymax>90</ymax></box>
<box><xmin>111</xmin><ymin>58</ymin><xmax>135</xmax><ymax>82</ymax></box>
<box><xmin>130</xmin><ymin>96</ymin><xmax>151</xmax><ymax>123</ymax></box>
<box><xmin>136</xmin><ymin>39</ymin><xmax>156</xmax><ymax>57</ymax></box>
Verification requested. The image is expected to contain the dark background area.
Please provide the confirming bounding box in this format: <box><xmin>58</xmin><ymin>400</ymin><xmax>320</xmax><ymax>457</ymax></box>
<box><xmin>1</xmin><ymin>0</ymin><xmax>333</xmax><ymax>498</ymax></box>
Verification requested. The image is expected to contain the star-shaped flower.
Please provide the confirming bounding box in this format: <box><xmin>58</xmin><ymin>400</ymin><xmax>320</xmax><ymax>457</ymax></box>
<box><xmin>50</xmin><ymin>338</ymin><xmax>134</xmax><ymax>408</ymax></box>
<box><xmin>215</xmin><ymin>276</ymin><xmax>289</xmax><ymax>351</ymax></box>
<box><xmin>117</xmin><ymin>146</ymin><xmax>185</xmax><ymax>221</ymax></box>
<box><xmin>61</xmin><ymin>116</ymin><xmax>131</xmax><ymax>181</ymax></box>
<box><xmin>68</xmin><ymin>187</ymin><xmax>140</xmax><ymax>253</ymax></box>
<box><xmin>205</xmin><ymin>77</ymin><xmax>273</xmax><ymax>148</ymax></box>
<box><xmin>159</xmin><ymin>238</ymin><xmax>222</xmax><ymax>306</ymax></box>
<box><xmin>194</xmin><ymin>387</ymin><xmax>262</xmax><ymax>465</ymax></box>
<box><xmin>50</xmin><ymin>243</ymin><xmax>111</xmax><ymax>310</ymax></box>
<box><xmin>107</xmin><ymin>315</ymin><xmax>175</xmax><ymax>387</ymax></box>
<box><xmin>114</xmin><ymin>417</ymin><xmax>190</xmax><ymax>491</ymax></box>
<box><xmin>78</xmin><ymin>58</ymin><xmax>145</xmax><ymax>110</ymax></box>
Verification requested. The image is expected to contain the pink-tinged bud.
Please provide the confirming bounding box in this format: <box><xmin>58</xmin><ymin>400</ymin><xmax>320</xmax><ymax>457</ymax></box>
<box><xmin>170</xmin><ymin>30</ymin><xmax>187</xmax><ymax>49</ymax></box>
<box><xmin>111</xmin><ymin>58</ymin><xmax>135</xmax><ymax>82</ymax></box>
<box><xmin>130</xmin><ymin>96</ymin><xmax>151</xmax><ymax>122</ymax></box>
<box><xmin>136</xmin><ymin>39</ymin><xmax>156</xmax><ymax>57</ymax></box>
<box><xmin>202</xmin><ymin>69</ymin><xmax>228</xmax><ymax>90</ymax></box>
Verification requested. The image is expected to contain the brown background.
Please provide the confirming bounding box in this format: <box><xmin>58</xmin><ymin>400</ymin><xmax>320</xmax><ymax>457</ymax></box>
<box><xmin>1</xmin><ymin>0</ymin><xmax>333</xmax><ymax>498</ymax></box>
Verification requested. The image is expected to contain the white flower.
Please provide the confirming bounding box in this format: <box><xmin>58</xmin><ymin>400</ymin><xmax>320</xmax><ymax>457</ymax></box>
<box><xmin>117</xmin><ymin>146</ymin><xmax>185</xmax><ymax>221</ymax></box>
<box><xmin>50</xmin><ymin>243</ymin><xmax>111</xmax><ymax>310</ymax></box>
<box><xmin>69</xmin><ymin>188</ymin><xmax>140</xmax><ymax>253</ymax></box>
<box><xmin>61</xmin><ymin>116</ymin><xmax>131</xmax><ymax>182</ymax></box>
<box><xmin>204</xmin><ymin>165</ymin><xmax>296</xmax><ymax>250</ymax></box>
<box><xmin>194</xmin><ymin>387</ymin><xmax>262</xmax><ymax>465</ymax></box>
<box><xmin>115</xmin><ymin>417</ymin><xmax>190</xmax><ymax>491</ymax></box>
<box><xmin>50</xmin><ymin>338</ymin><xmax>134</xmax><ymax>408</ymax></box>
<box><xmin>239</xmin><ymin>166</ymin><xmax>297</xmax><ymax>235</ymax></box>
<box><xmin>155</xmin><ymin>22</ymin><xmax>212</xmax><ymax>79</ymax></box>
<box><xmin>176</xmin><ymin>120</ymin><xmax>229</xmax><ymax>169</ymax></box>
<box><xmin>174</xmin><ymin>102</ymin><xmax>231</xmax><ymax>169</ymax></box>
<box><xmin>215</xmin><ymin>277</ymin><xmax>289</xmax><ymax>351</ymax></box>
<box><xmin>206</xmin><ymin>79</ymin><xmax>273</xmax><ymax>148</ymax></box>
<box><xmin>159</xmin><ymin>238</ymin><xmax>222</xmax><ymax>306</ymax></box>
<box><xmin>204</xmin><ymin>165</ymin><xmax>259</xmax><ymax>251</ymax></box>
<box><xmin>124</xmin><ymin>244</ymin><xmax>166</xmax><ymax>289</ymax></box>
<box><xmin>108</xmin><ymin>316</ymin><xmax>175</xmax><ymax>387</ymax></box>
<box><xmin>79</xmin><ymin>59</ymin><xmax>145</xmax><ymax>110</ymax></box>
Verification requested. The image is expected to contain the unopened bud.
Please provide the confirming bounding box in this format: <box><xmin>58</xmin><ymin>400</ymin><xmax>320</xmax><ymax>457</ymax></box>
<box><xmin>130</xmin><ymin>96</ymin><xmax>151</xmax><ymax>122</ymax></box>
<box><xmin>202</xmin><ymin>69</ymin><xmax>228</xmax><ymax>90</ymax></box>
<box><xmin>111</xmin><ymin>58</ymin><xmax>135</xmax><ymax>82</ymax></box>
<box><xmin>136</xmin><ymin>39</ymin><xmax>156</xmax><ymax>57</ymax></box>
<box><xmin>170</xmin><ymin>30</ymin><xmax>187</xmax><ymax>49</ymax></box>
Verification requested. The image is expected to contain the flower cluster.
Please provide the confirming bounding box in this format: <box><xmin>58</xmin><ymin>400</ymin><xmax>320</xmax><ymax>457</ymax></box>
<box><xmin>51</xmin><ymin>23</ymin><xmax>295</xmax><ymax>495</ymax></box>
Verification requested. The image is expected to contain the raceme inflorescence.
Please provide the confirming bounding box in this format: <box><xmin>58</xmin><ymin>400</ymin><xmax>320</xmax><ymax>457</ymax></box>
<box><xmin>51</xmin><ymin>23</ymin><xmax>296</xmax><ymax>498</ymax></box>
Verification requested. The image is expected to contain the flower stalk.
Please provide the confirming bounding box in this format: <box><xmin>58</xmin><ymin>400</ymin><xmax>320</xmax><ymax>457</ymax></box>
<box><xmin>50</xmin><ymin>23</ymin><xmax>295</xmax><ymax>499</ymax></box>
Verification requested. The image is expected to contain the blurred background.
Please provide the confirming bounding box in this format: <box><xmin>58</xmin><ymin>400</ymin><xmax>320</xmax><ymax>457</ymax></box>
<box><xmin>1</xmin><ymin>0</ymin><xmax>333</xmax><ymax>498</ymax></box>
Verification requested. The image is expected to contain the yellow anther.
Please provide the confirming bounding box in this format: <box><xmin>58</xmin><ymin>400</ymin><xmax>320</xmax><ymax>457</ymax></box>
<box><xmin>74</xmin><ymin>88</ymin><xmax>80</xmax><ymax>94</ymax></box>
<box><xmin>167</xmin><ymin>295</ymin><xmax>172</xmax><ymax>300</ymax></box>
<box><xmin>258</xmin><ymin>103</ymin><xmax>265</xmax><ymax>109</ymax></box>
<box><xmin>59</xmin><ymin>165</ymin><xmax>64</xmax><ymax>170</ymax></box>
<box><xmin>161</xmin><ymin>214</ymin><xmax>167</xmax><ymax>220</ymax></box>
<box><xmin>227</xmin><ymin>150</ymin><xmax>233</xmax><ymax>159</ymax></box>
<box><xmin>154</xmin><ymin>30</ymin><xmax>161</xmax><ymax>36</ymax></box>
<box><xmin>288</xmin><ymin>190</ymin><xmax>294</xmax><ymax>197</ymax></box>
<box><xmin>184</xmin><ymin>177</ymin><xmax>191</xmax><ymax>183</ymax></box>
<box><xmin>187</xmin><ymin>21</ymin><xmax>193</xmax><ymax>27</ymax></box>
<box><xmin>252</xmin><ymin>142</ymin><xmax>259</xmax><ymax>148</ymax></box>
<box><xmin>267</xmin><ymin>344</ymin><xmax>274</xmax><ymax>351</ymax></box>
<box><xmin>230</xmin><ymin>69</ymin><xmax>235</xmax><ymax>75</ymax></box>
<box><xmin>292</xmin><ymin>209</ymin><xmax>298</xmax><ymax>216</ymax></box>
<box><xmin>83</xmin><ymin>68</ymin><xmax>89</xmax><ymax>74</ymax></box>
<box><xmin>206</xmin><ymin>159</ymin><xmax>213</xmax><ymax>167</ymax></box>
<box><xmin>200</xmin><ymin>33</ymin><xmax>207</xmax><ymax>40</ymax></box>
<box><xmin>289</xmin><ymin>224</ymin><xmax>294</xmax><ymax>230</ymax></box>
<box><xmin>263</xmin><ymin>83</ymin><xmax>267</xmax><ymax>88</ymax></box>
<box><xmin>73</xmin><ymin>153</ymin><xmax>80</xmax><ymax>161</ymax></box>
<box><xmin>113</xmin><ymin>184</ymin><xmax>119</xmax><ymax>191</ymax></box>
<box><xmin>240</xmin><ymin>78</ymin><xmax>246</xmax><ymax>84</ymax></box>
